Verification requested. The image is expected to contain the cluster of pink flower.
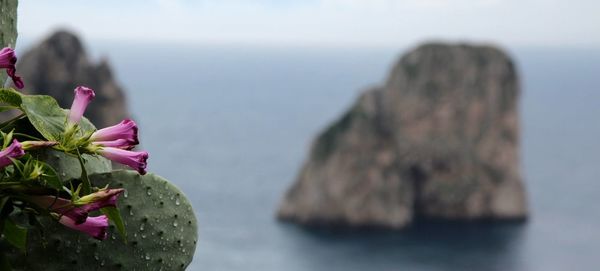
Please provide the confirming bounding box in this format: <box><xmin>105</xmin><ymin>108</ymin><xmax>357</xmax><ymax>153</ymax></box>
<box><xmin>0</xmin><ymin>47</ymin><xmax>149</xmax><ymax>240</ymax></box>
<box><xmin>69</xmin><ymin>86</ymin><xmax>149</xmax><ymax>175</ymax></box>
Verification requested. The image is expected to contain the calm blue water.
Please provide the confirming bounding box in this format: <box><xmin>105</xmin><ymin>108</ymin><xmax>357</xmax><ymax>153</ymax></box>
<box><xmin>39</xmin><ymin>42</ymin><xmax>600</xmax><ymax>270</ymax></box>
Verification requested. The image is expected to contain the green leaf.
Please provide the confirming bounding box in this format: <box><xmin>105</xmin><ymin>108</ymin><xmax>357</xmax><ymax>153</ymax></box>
<box><xmin>0</xmin><ymin>106</ymin><xmax>19</xmax><ymax>114</ymax></box>
<box><xmin>19</xmin><ymin>95</ymin><xmax>66</xmax><ymax>141</ymax></box>
<box><xmin>101</xmin><ymin>206</ymin><xmax>127</xmax><ymax>242</ymax></box>
<box><xmin>0</xmin><ymin>89</ymin><xmax>22</xmax><ymax>107</ymax></box>
<box><xmin>19</xmin><ymin>95</ymin><xmax>96</xmax><ymax>142</ymax></box>
<box><xmin>2</xmin><ymin>219</ymin><xmax>26</xmax><ymax>252</ymax></box>
<box><xmin>38</xmin><ymin>161</ymin><xmax>62</xmax><ymax>189</ymax></box>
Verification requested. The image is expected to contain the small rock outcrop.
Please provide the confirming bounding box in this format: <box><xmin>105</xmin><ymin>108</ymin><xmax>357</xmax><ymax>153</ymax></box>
<box><xmin>16</xmin><ymin>30</ymin><xmax>129</xmax><ymax>127</ymax></box>
<box><xmin>278</xmin><ymin>43</ymin><xmax>528</xmax><ymax>229</ymax></box>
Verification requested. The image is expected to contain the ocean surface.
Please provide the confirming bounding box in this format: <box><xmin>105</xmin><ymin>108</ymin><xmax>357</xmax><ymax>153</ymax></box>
<box><xmin>27</xmin><ymin>41</ymin><xmax>600</xmax><ymax>270</ymax></box>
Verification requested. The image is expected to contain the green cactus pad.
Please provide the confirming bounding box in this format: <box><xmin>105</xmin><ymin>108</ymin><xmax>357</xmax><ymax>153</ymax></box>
<box><xmin>0</xmin><ymin>0</ymin><xmax>18</xmax><ymax>86</ymax></box>
<box><xmin>7</xmin><ymin>170</ymin><xmax>198</xmax><ymax>270</ymax></box>
<box><xmin>34</xmin><ymin>149</ymin><xmax>113</xmax><ymax>183</ymax></box>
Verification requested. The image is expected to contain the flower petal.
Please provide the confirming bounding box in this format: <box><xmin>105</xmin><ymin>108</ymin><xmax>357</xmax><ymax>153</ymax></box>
<box><xmin>68</xmin><ymin>86</ymin><xmax>95</xmax><ymax>124</ymax></box>
<box><xmin>99</xmin><ymin>147</ymin><xmax>148</xmax><ymax>175</ymax></box>
<box><xmin>0</xmin><ymin>47</ymin><xmax>23</xmax><ymax>89</ymax></box>
<box><xmin>0</xmin><ymin>139</ymin><xmax>25</xmax><ymax>168</ymax></box>
<box><xmin>59</xmin><ymin>215</ymin><xmax>109</xmax><ymax>240</ymax></box>
<box><xmin>91</xmin><ymin>119</ymin><xmax>139</xmax><ymax>145</ymax></box>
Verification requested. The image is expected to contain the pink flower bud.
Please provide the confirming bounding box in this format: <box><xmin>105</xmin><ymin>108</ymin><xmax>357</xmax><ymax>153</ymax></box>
<box><xmin>27</xmin><ymin>195</ymin><xmax>88</xmax><ymax>224</ymax></box>
<box><xmin>75</xmin><ymin>188</ymin><xmax>125</xmax><ymax>207</ymax></box>
<box><xmin>68</xmin><ymin>86</ymin><xmax>95</xmax><ymax>124</ymax></box>
<box><xmin>28</xmin><ymin>188</ymin><xmax>125</xmax><ymax>226</ymax></box>
<box><xmin>21</xmin><ymin>140</ymin><xmax>58</xmax><ymax>150</ymax></box>
<box><xmin>0</xmin><ymin>139</ymin><xmax>25</xmax><ymax>168</ymax></box>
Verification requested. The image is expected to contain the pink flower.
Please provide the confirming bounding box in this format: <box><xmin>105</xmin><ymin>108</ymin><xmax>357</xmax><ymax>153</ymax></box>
<box><xmin>28</xmin><ymin>189</ymin><xmax>124</xmax><ymax>225</ymax></box>
<box><xmin>91</xmin><ymin>119</ymin><xmax>139</xmax><ymax>149</ymax></box>
<box><xmin>86</xmin><ymin>119</ymin><xmax>149</xmax><ymax>174</ymax></box>
<box><xmin>0</xmin><ymin>47</ymin><xmax>23</xmax><ymax>89</ymax></box>
<box><xmin>98</xmin><ymin>147</ymin><xmax>148</xmax><ymax>175</ymax></box>
<box><xmin>68</xmin><ymin>86</ymin><xmax>95</xmax><ymax>124</ymax></box>
<box><xmin>27</xmin><ymin>195</ymin><xmax>88</xmax><ymax>224</ymax></box>
<box><xmin>0</xmin><ymin>139</ymin><xmax>25</xmax><ymax>168</ymax></box>
<box><xmin>59</xmin><ymin>215</ymin><xmax>109</xmax><ymax>240</ymax></box>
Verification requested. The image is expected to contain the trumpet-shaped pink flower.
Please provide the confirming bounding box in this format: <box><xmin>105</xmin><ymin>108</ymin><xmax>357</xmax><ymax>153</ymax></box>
<box><xmin>68</xmin><ymin>86</ymin><xmax>95</xmax><ymax>124</ymax></box>
<box><xmin>59</xmin><ymin>215</ymin><xmax>109</xmax><ymax>240</ymax></box>
<box><xmin>98</xmin><ymin>147</ymin><xmax>148</xmax><ymax>175</ymax></box>
<box><xmin>91</xmin><ymin>119</ymin><xmax>139</xmax><ymax>149</ymax></box>
<box><xmin>0</xmin><ymin>139</ymin><xmax>25</xmax><ymax>168</ymax></box>
<box><xmin>28</xmin><ymin>188</ymin><xmax>125</xmax><ymax>225</ymax></box>
<box><xmin>0</xmin><ymin>47</ymin><xmax>23</xmax><ymax>89</ymax></box>
<box><xmin>28</xmin><ymin>195</ymin><xmax>88</xmax><ymax>224</ymax></box>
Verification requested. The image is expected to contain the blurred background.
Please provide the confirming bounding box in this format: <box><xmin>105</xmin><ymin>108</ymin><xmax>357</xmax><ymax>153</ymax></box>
<box><xmin>14</xmin><ymin>0</ymin><xmax>600</xmax><ymax>270</ymax></box>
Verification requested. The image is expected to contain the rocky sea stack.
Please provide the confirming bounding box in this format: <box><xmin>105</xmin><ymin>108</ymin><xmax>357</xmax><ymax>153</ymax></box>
<box><xmin>278</xmin><ymin>43</ymin><xmax>528</xmax><ymax>229</ymax></box>
<box><xmin>16</xmin><ymin>30</ymin><xmax>129</xmax><ymax>127</ymax></box>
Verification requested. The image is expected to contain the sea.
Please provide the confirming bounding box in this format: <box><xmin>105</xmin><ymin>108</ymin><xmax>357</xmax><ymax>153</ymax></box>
<box><xmin>20</xmin><ymin>40</ymin><xmax>600</xmax><ymax>270</ymax></box>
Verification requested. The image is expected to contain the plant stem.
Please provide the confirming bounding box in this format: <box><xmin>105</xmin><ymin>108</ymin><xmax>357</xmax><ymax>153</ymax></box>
<box><xmin>75</xmin><ymin>149</ymin><xmax>91</xmax><ymax>195</ymax></box>
<box><xmin>13</xmin><ymin>133</ymin><xmax>44</xmax><ymax>141</ymax></box>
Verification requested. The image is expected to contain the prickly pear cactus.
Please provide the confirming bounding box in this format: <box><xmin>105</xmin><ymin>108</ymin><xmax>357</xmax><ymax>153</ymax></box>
<box><xmin>8</xmin><ymin>170</ymin><xmax>198</xmax><ymax>270</ymax></box>
<box><xmin>0</xmin><ymin>0</ymin><xmax>18</xmax><ymax>86</ymax></box>
<box><xmin>35</xmin><ymin>149</ymin><xmax>113</xmax><ymax>182</ymax></box>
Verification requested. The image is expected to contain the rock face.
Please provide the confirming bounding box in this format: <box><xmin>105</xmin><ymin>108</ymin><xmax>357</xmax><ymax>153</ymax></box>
<box><xmin>278</xmin><ymin>43</ymin><xmax>528</xmax><ymax>229</ymax></box>
<box><xmin>16</xmin><ymin>30</ymin><xmax>129</xmax><ymax>127</ymax></box>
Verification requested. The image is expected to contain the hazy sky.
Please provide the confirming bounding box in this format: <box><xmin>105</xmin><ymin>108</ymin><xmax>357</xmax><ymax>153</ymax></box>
<box><xmin>18</xmin><ymin>0</ymin><xmax>600</xmax><ymax>48</ymax></box>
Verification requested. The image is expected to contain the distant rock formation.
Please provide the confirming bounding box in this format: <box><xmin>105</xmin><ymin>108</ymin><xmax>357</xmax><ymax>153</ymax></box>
<box><xmin>278</xmin><ymin>43</ymin><xmax>528</xmax><ymax>229</ymax></box>
<box><xmin>16</xmin><ymin>30</ymin><xmax>129</xmax><ymax>128</ymax></box>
